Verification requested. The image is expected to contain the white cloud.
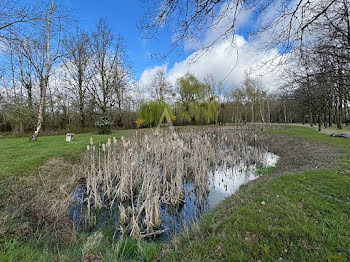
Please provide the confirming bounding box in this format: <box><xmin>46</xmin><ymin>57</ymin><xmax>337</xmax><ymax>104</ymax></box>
<box><xmin>139</xmin><ymin>35</ymin><xmax>285</xmax><ymax>94</ymax></box>
<box><xmin>138</xmin><ymin>1</ymin><xmax>291</xmax><ymax>95</ymax></box>
<box><xmin>138</xmin><ymin>63</ymin><xmax>168</xmax><ymax>88</ymax></box>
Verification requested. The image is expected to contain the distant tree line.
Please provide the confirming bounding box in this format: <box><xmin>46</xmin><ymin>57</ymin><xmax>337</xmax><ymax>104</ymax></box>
<box><xmin>136</xmin><ymin>72</ymin><xmax>293</xmax><ymax>128</ymax></box>
<box><xmin>280</xmin><ymin>0</ymin><xmax>350</xmax><ymax>131</ymax></box>
<box><xmin>138</xmin><ymin>0</ymin><xmax>350</xmax><ymax>131</ymax></box>
<box><xmin>0</xmin><ymin>1</ymin><xmax>135</xmax><ymax>138</ymax></box>
<box><xmin>0</xmin><ymin>0</ymin><xmax>291</xmax><ymax>137</ymax></box>
<box><xmin>1</xmin><ymin>0</ymin><xmax>349</xmax><ymax>138</ymax></box>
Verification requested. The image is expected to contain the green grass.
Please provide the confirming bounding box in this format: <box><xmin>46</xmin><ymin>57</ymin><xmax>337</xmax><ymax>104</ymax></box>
<box><xmin>0</xmin><ymin>128</ymin><xmax>161</xmax><ymax>262</ymax></box>
<box><xmin>0</xmin><ymin>235</ymin><xmax>159</xmax><ymax>262</ymax></box>
<box><xmin>2</xmin><ymin>125</ymin><xmax>350</xmax><ymax>261</ymax></box>
<box><xmin>165</xmin><ymin>168</ymin><xmax>350</xmax><ymax>261</ymax></box>
<box><xmin>265</xmin><ymin>125</ymin><xmax>350</xmax><ymax>149</ymax></box>
<box><xmin>163</xmin><ymin>126</ymin><xmax>350</xmax><ymax>261</ymax></box>
<box><xmin>289</xmin><ymin>123</ymin><xmax>350</xmax><ymax>135</ymax></box>
<box><xmin>256</xmin><ymin>165</ymin><xmax>275</xmax><ymax>176</ymax></box>
<box><xmin>0</xmin><ymin>238</ymin><xmax>82</xmax><ymax>262</ymax></box>
<box><xmin>0</xmin><ymin>129</ymin><xmax>133</xmax><ymax>176</ymax></box>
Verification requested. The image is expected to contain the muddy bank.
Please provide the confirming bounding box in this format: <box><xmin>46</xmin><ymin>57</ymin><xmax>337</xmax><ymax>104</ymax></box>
<box><xmin>203</xmin><ymin>132</ymin><xmax>341</xmax><ymax>214</ymax></box>
<box><xmin>258</xmin><ymin>133</ymin><xmax>340</xmax><ymax>174</ymax></box>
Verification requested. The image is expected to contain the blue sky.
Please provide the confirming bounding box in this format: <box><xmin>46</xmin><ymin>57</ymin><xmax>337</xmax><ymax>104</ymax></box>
<box><xmin>66</xmin><ymin>0</ymin><xmax>189</xmax><ymax>80</ymax></box>
<box><xmin>62</xmin><ymin>0</ymin><xmax>283</xmax><ymax>91</ymax></box>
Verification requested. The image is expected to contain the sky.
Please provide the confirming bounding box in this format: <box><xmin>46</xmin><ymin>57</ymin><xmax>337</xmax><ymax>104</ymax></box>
<box><xmin>63</xmin><ymin>0</ymin><xmax>284</xmax><ymax>92</ymax></box>
<box><xmin>65</xmin><ymin>0</ymin><xmax>184</xmax><ymax>78</ymax></box>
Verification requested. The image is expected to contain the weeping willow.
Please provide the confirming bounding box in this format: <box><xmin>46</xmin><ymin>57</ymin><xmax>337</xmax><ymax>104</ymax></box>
<box><xmin>138</xmin><ymin>100</ymin><xmax>175</xmax><ymax>127</ymax></box>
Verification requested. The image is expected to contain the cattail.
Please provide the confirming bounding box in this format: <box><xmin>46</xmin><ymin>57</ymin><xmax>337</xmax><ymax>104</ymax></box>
<box><xmin>81</xmin><ymin>125</ymin><xmax>271</xmax><ymax>240</ymax></box>
<box><xmin>119</xmin><ymin>204</ymin><xmax>127</xmax><ymax>224</ymax></box>
<box><xmin>123</xmin><ymin>140</ymin><xmax>129</xmax><ymax>148</ymax></box>
<box><xmin>153</xmin><ymin>197</ymin><xmax>160</xmax><ymax>228</ymax></box>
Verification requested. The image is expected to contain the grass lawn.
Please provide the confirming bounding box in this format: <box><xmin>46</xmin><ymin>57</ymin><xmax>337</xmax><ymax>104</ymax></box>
<box><xmin>162</xmin><ymin>126</ymin><xmax>350</xmax><ymax>261</ymax></box>
<box><xmin>289</xmin><ymin>123</ymin><xmax>350</xmax><ymax>135</ymax></box>
<box><xmin>0</xmin><ymin>128</ymin><xmax>144</xmax><ymax>262</ymax></box>
<box><xmin>269</xmin><ymin>125</ymin><xmax>350</xmax><ymax>149</ymax></box>
<box><xmin>0</xmin><ymin>129</ymin><xmax>133</xmax><ymax>176</ymax></box>
<box><xmin>1</xmin><ymin>125</ymin><xmax>349</xmax><ymax>261</ymax></box>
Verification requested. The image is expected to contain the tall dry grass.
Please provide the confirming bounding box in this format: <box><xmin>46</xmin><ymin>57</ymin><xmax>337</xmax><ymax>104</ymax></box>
<box><xmin>80</xmin><ymin>125</ymin><xmax>271</xmax><ymax>241</ymax></box>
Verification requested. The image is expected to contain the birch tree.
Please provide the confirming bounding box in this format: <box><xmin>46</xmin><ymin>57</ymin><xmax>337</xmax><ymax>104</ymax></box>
<box><xmin>15</xmin><ymin>0</ymin><xmax>64</xmax><ymax>141</ymax></box>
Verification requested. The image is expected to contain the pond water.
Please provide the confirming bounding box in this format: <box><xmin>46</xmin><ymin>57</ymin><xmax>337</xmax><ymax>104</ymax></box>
<box><xmin>69</xmin><ymin>151</ymin><xmax>279</xmax><ymax>239</ymax></box>
<box><xmin>158</xmin><ymin>151</ymin><xmax>279</xmax><ymax>239</ymax></box>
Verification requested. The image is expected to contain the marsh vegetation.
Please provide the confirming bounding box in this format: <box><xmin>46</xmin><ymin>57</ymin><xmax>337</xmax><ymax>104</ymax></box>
<box><xmin>71</xmin><ymin>125</ymin><xmax>280</xmax><ymax>243</ymax></box>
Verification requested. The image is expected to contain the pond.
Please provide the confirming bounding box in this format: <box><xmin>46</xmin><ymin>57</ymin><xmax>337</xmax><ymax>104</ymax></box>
<box><xmin>156</xmin><ymin>151</ymin><xmax>278</xmax><ymax>239</ymax></box>
<box><xmin>69</xmin><ymin>148</ymin><xmax>279</xmax><ymax>240</ymax></box>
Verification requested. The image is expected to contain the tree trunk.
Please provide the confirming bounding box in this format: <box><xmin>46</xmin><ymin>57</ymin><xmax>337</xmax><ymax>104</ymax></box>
<box><xmin>328</xmin><ymin>107</ymin><xmax>332</xmax><ymax>127</ymax></box>
<box><xmin>27</xmin><ymin>83</ymin><xmax>33</xmax><ymax>108</ymax></box>
<box><xmin>30</xmin><ymin>0</ymin><xmax>53</xmax><ymax>141</ymax></box>
<box><xmin>337</xmin><ymin>96</ymin><xmax>342</xmax><ymax>129</ymax></box>
<box><xmin>78</xmin><ymin>77</ymin><xmax>85</xmax><ymax>129</ymax></box>
<box><xmin>317</xmin><ymin>112</ymin><xmax>322</xmax><ymax>132</ymax></box>
<box><xmin>117</xmin><ymin>99</ymin><xmax>123</xmax><ymax>127</ymax></box>
<box><xmin>309</xmin><ymin>107</ymin><xmax>313</xmax><ymax>127</ymax></box>
<box><xmin>283</xmin><ymin>100</ymin><xmax>287</xmax><ymax>124</ymax></box>
<box><xmin>259</xmin><ymin>101</ymin><xmax>265</xmax><ymax>123</ymax></box>
<box><xmin>30</xmin><ymin>78</ymin><xmax>48</xmax><ymax>141</ymax></box>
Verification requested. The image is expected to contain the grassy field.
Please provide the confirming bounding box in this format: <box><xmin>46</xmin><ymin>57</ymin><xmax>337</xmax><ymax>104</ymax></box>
<box><xmin>273</xmin><ymin>125</ymin><xmax>350</xmax><ymax>149</ymax></box>
<box><xmin>290</xmin><ymin>123</ymin><xmax>350</xmax><ymax>135</ymax></box>
<box><xmin>162</xmin><ymin>126</ymin><xmax>350</xmax><ymax>261</ymax></box>
<box><xmin>1</xmin><ymin>125</ymin><xmax>349</xmax><ymax>261</ymax></box>
<box><xmin>0</xmin><ymin>128</ymin><xmax>145</xmax><ymax>262</ymax></box>
<box><xmin>0</xmin><ymin>129</ymin><xmax>133</xmax><ymax>176</ymax></box>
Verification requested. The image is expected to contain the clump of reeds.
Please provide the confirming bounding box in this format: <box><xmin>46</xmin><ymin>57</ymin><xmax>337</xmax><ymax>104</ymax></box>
<box><xmin>80</xmin><ymin>125</ymin><xmax>269</xmax><ymax>241</ymax></box>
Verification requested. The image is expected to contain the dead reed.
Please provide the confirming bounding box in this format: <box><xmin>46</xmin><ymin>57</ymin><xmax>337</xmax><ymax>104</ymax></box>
<box><xmin>80</xmin><ymin>126</ymin><xmax>270</xmax><ymax>241</ymax></box>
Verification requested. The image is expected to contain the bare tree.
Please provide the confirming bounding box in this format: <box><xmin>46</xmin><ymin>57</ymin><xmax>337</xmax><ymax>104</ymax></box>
<box><xmin>149</xmin><ymin>69</ymin><xmax>172</xmax><ymax>101</ymax></box>
<box><xmin>0</xmin><ymin>0</ymin><xmax>36</xmax><ymax>38</ymax></box>
<box><xmin>18</xmin><ymin>52</ymin><xmax>35</xmax><ymax>108</ymax></box>
<box><xmin>139</xmin><ymin>0</ymin><xmax>339</xmax><ymax>59</ymax></box>
<box><xmin>17</xmin><ymin>0</ymin><xmax>64</xmax><ymax>141</ymax></box>
<box><xmin>230</xmin><ymin>85</ymin><xmax>245</xmax><ymax>123</ymax></box>
<box><xmin>88</xmin><ymin>19</ymin><xmax>132</xmax><ymax>124</ymax></box>
<box><xmin>62</xmin><ymin>29</ymin><xmax>91</xmax><ymax>129</ymax></box>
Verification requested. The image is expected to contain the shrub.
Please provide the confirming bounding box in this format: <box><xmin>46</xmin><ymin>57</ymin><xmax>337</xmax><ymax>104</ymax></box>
<box><xmin>135</xmin><ymin>118</ymin><xmax>145</xmax><ymax>128</ymax></box>
<box><xmin>95</xmin><ymin>116</ymin><xmax>111</xmax><ymax>134</ymax></box>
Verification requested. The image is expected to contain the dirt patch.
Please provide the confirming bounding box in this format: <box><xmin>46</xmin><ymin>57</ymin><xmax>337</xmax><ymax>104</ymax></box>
<box><xmin>258</xmin><ymin>133</ymin><xmax>340</xmax><ymax>174</ymax></box>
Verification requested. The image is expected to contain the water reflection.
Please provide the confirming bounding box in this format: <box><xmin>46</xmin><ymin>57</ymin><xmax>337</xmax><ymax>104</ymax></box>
<box><xmin>159</xmin><ymin>152</ymin><xmax>279</xmax><ymax>238</ymax></box>
<box><xmin>69</xmin><ymin>152</ymin><xmax>279</xmax><ymax>238</ymax></box>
